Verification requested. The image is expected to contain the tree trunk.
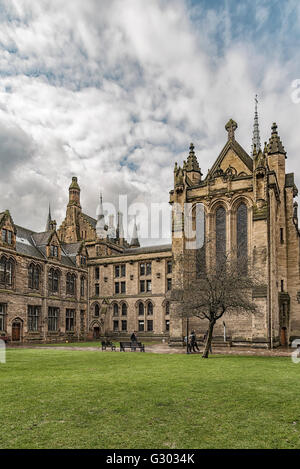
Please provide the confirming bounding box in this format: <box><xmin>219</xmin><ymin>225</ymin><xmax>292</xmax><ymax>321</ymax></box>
<box><xmin>202</xmin><ymin>320</ymin><xmax>215</xmax><ymax>358</ymax></box>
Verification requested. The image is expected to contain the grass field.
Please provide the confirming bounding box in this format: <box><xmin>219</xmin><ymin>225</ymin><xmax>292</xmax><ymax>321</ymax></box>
<box><xmin>1</xmin><ymin>349</ymin><xmax>300</xmax><ymax>449</ymax></box>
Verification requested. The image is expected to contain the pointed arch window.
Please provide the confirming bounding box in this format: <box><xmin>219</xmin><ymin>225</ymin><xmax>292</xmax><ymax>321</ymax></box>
<box><xmin>216</xmin><ymin>206</ymin><xmax>226</xmax><ymax>264</ymax></box>
<box><xmin>138</xmin><ymin>302</ymin><xmax>144</xmax><ymax>316</ymax></box>
<box><xmin>94</xmin><ymin>303</ymin><xmax>100</xmax><ymax>317</ymax></box>
<box><xmin>48</xmin><ymin>268</ymin><xmax>60</xmax><ymax>293</ymax></box>
<box><xmin>0</xmin><ymin>256</ymin><xmax>14</xmax><ymax>288</ymax></box>
<box><xmin>28</xmin><ymin>264</ymin><xmax>40</xmax><ymax>290</ymax></box>
<box><xmin>121</xmin><ymin>303</ymin><xmax>127</xmax><ymax>316</ymax></box>
<box><xmin>147</xmin><ymin>302</ymin><xmax>153</xmax><ymax>316</ymax></box>
<box><xmin>66</xmin><ymin>273</ymin><xmax>76</xmax><ymax>295</ymax></box>
<box><xmin>237</xmin><ymin>203</ymin><xmax>248</xmax><ymax>274</ymax></box>
<box><xmin>113</xmin><ymin>303</ymin><xmax>119</xmax><ymax>317</ymax></box>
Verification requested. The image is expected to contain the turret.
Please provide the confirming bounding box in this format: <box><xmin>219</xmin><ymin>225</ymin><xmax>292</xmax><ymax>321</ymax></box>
<box><xmin>68</xmin><ymin>176</ymin><xmax>81</xmax><ymax>208</ymax></box>
<box><xmin>185</xmin><ymin>143</ymin><xmax>203</xmax><ymax>185</ymax></box>
<box><xmin>267</xmin><ymin>123</ymin><xmax>286</xmax><ymax>190</ymax></box>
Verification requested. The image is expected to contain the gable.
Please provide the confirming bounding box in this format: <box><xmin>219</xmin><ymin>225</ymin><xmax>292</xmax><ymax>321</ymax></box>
<box><xmin>219</xmin><ymin>148</ymin><xmax>252</xmax><ymax>176</ymax></box>
<box><xmin>209</xmin><ymin>140</ymin><xmax>253</xmax><ymax>179</ymax></box>
<box><xmin>0</xmin><ymin>210</ymin><xmax>16</xmax><ymax>233</ymax></box>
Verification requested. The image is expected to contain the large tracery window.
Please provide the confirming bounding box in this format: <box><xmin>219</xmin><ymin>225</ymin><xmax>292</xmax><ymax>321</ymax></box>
<box><xmin>237</xmin><ymin>203</ymin><xmax>248</xmax><ymax>274</ymax></box>
<box><xmin>216</xmin><ymin>207</ymin><xmax>226</xmax><ymax>265</ymax></box>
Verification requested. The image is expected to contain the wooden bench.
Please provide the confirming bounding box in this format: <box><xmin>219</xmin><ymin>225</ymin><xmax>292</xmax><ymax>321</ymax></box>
<box><xmin>120</xmin><ymin>341</ymin><xmax>145</xmax><ymax>352</ymax></box>
<box><xmin>101</xmin><ymin>341</ymin><xmax>116</xmax><ymax>351</ymax></box>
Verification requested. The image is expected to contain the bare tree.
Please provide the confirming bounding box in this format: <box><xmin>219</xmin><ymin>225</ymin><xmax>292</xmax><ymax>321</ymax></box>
<box><xmin>180</xmin><ymin>250</ymin><xmax>260</xmax><ymax>358</ymax></box>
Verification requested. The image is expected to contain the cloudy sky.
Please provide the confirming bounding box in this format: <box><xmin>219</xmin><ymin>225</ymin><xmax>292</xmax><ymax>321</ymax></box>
<box><xmin>0</xmin><ymin>0</ymin><xmax>300</xmax><ymax>244</ymax></box>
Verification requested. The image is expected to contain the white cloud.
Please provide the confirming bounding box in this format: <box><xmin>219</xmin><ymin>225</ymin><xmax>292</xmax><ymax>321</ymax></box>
<box><xmin>0</xmin><ymin>0</ymin><xmax>299</xmax><ymax>244</ymax></box>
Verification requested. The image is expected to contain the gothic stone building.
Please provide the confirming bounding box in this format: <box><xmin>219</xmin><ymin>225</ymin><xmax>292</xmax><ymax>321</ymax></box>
<box><xmin>1</xmin><ymin>116</ymin><xmax>300</xmax><ymax>347</ymax></box>
<box><xmin>170</xmin><ymin>119</ymin><xmax>300</xmax><ymax>348</ymax></box>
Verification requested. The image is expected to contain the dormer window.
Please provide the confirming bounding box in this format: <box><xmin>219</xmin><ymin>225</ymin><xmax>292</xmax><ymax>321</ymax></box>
<box><xmin>51</xmin><ymin>245</ymin><xmax>59</xmax><ymax>258</ymax></box>
<box><xmin>2</xmin><ymin>229</ymin><xmax>13</xmax><ymax>245</ymax></box>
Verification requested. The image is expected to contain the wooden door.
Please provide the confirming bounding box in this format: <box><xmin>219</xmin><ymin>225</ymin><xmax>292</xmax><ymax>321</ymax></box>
<box><xmin>12</xmin><ymin>323</ymin><xmax>21</xmax><ymax>341</ymax></box>
<box><xmin>93</xmin><ymin>327</ymin><xmax>100</xmax><ymax>339</ymax></box>
<box><xmin>280</xmin><ymin>327</ymin><xmax>287</xmax><ymax>346</ymax></box>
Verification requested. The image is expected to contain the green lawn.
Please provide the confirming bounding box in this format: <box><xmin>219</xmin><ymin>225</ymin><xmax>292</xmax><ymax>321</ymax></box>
<box><xmin>1</xmin><ymin>349</ymin><xmax>300</xmax><ymax>449</ymax></box>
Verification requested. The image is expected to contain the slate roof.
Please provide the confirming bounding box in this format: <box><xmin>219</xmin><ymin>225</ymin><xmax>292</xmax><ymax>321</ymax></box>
<box><xmin>15</xmin><ymin>225</ymin><xmax>45</xmax><ymax>259</ymax></box>
<box><xmin>121</xmin><ymin>244</ymin><xmax>172</xmax><ymax>256</ymax></box>
<box><xmin>82</xmin><ymin>213</ymin><xmax>96</xmax><ymax>228</ymax></box>
<box><xmin>12</xmin><ymin>224</ymin><xmax>81</xmax><ymax>267</ymax></box>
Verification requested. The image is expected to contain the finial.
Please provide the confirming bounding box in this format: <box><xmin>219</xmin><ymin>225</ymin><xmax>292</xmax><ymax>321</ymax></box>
<box><xmin>225</xmin><ymin>119</ymin><xmax>238</xmax><ymax>140</ymax></box>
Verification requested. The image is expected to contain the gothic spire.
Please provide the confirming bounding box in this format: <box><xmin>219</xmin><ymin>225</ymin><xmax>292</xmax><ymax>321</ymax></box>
<box><xmin>96</xmin><ymin>193</ymin><xmax>106</xmax><ymax>238</ymax></box>
<box><xmin>185</xmin><ymin>143</ymin><xmax>202</xmax><ymax>175</ymax></box>
<box><xmin>267</xmin><ymin>122</ymin><xmax>286</xmax><ymax>156</ymax></box>
<box><xmin>130</xmin><ymin>216</ymin><xmax>140</xmax><ymax>248</ymax></box>
<box><xmin>45</xmin><ymin>204</ymin><xmax>52</xmax><ymax>231</ymax></box>
<box><xmin>116</xmin><ymin>211</ymin><xmax>124</xmax><ymax>240</ymax></box>
<box><xmin>252</xmin><ymin>95</ymin><xmax>261</xmax><ymax>155</ymax></box>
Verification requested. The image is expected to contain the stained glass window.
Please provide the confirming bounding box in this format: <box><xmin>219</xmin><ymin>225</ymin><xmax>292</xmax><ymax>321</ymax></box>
<box><xmin>237</xmin><ymin>203</ymin><xmax>248</xmax><ymax>274</ymax></box>
<box><xmin>216</xmin><ymin>207</ymin><xmax>226</xmax><ymax>264</ymax></box>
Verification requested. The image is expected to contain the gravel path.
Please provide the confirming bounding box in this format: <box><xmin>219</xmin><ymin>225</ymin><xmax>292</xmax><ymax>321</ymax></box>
<box><xmin>18</xmin><ymin>343</ymin><xmax>295</xmax><ymax>357</ymax></box>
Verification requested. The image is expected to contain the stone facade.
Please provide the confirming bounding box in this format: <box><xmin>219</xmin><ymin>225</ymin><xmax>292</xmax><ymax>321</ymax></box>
<box><xmin>1</xmin><ymin>116</ymin><xmax>300</xmax><ymax>347</ymax></box>
<box><xmin>169</xmin><ymin>119</ymin><xmax>300</xmax><ymax>348</ymax></box>
<box><xmin>0</xmin><ymin>211</ymin><xmax>88</xmax><ymax>343</ymax></box>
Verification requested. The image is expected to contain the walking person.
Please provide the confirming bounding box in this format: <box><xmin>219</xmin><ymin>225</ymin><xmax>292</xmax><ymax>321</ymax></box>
<box><xmin>190</xmin><ymin>330</ymin><xmax>200</xmax><ymax>352</ymax></box>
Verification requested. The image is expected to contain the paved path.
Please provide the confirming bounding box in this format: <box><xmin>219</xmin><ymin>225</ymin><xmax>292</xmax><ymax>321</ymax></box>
<box><xmin>19</xmin><ymin>343</ymin><xmax>295</xmax><ymax>357</ymax></box>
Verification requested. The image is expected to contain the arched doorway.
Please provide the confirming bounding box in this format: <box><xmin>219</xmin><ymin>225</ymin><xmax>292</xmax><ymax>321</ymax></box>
<box><xmin>12</xmin><ymin>320</ymin><xmax>22</xmax><ymax>342</ymax></box>
<box><xmin>90</xmin><ymin>320</ymin><xmax>102</xmax><ymax>340</ymax></box>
